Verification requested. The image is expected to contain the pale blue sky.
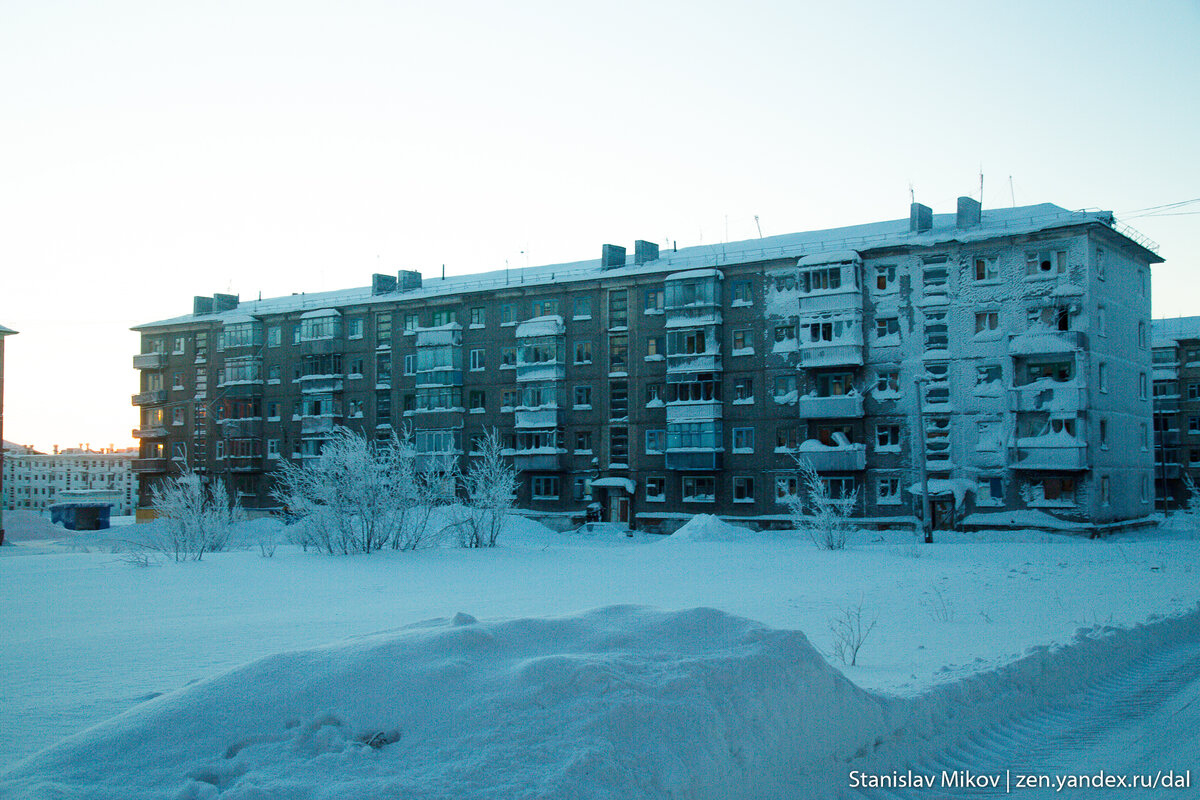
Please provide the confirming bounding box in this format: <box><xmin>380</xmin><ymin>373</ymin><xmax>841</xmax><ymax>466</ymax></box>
<box><xmin>1</xmin><ymin>0</ymin><xmax>1197</xmax><ymax>452</ymax></box>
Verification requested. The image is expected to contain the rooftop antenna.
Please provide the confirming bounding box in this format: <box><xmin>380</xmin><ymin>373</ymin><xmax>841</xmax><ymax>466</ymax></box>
<box><xmin>909</xmin><ymin>183</ymin><xmax>915</xmax><ymax>204</ymax></box>
<box><xmin>979</xmin><ymin>165</ymin><xmax>984</xmax><ymax>204</ymax></box>
<box><xmin>754</xmin><ymin>215</ymin><xmax>763</xmax><ymax>238</ymax></box>
<box><xmin>1009</xmin><ymin>176</ymin><xmax>1016</xmax><ymax>208</ymax></box>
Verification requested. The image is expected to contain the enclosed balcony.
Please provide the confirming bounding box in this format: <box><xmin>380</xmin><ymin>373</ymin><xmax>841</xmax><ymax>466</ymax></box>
<box><xmin>1008</xmin><ymin>329</ymin><xmax>1088</xmax><ymax>356</ymax></box>
<box><xmin>132</xmin><ymin>425</ymin><xmax>168</xmax><ymax>439</ymax></box>
<box><xmin>665</xmin><ymin>450</ymin><xmax>723</xmax><ymax>471</ymax></box>
<box><xmin>1009</xmin><ymin>435</ymin><xmax>1088</xmax><ymax>471</ymax></box>
<box><xmin>227</xmin><ymin>456</ymin><xmax>263</xmax><ymax>473</ymax></box>
<box><xmin>219</xmin><ymin>418</ymin><xmax>264</xmax><ymax>438</ymax></box>
<box><xmin>514</xmin><ymin>408</ymin><xmax>559</xmax><ymax>429</ymax></box>
<box><xmin>132</xmin><ymin>352</ymin><xmax>166</xmax><ymax>369</ymax></box>
<box><xmin>797</xmin><ymin>310</ymin><xmax>864</xmax><ymax>368</ymax></box>
<box><xmin>795</xmin><ymin>392</ymin><xmax>864</xmax><ymax>418</ymax></box>
<box><xmin>131</xmin><ymin>389</ymin><xmax>167</xmax><ymax>406</ymax></box>
<box><xmin>665</xmin><ymin>401</ymin><xmax>723</xmax><ymax>423</ymax></box>
<box><xmin>513</xmin><ymin>450</ymin><xmax>566</xmax><ymax>472</ymax></box>
<box><xmin>795</xmin><ymin>251</ymin><xmax>863</xmax><ymax>314</ymax></box>
<box><xmin>1010</xmin><ymin>380</ymin><xmax>1085</xmax><ymax>413</ymax></box>
<box><xmin>131</xmin><ymin>457</ymin><xmax>168</xmax><ymax>473</ymax></box>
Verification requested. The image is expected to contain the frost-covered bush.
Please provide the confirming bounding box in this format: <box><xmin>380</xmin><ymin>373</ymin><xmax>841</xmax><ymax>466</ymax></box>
<box><xmin>272</xmin><ymin>428</ymin><xmax>452</xmax><ymax>555</ymax></box>
<box><xmin>788</xmin><ymin>457</ymin><xmax>858</xmax><ymax>550</ymax></box>
<box><xmin>453</xmin><ymin>429</ymin><xmax>518</xmax><ymax>548</ymax></box>
<box><xmin>148</xmin><ymin>471</ymin><xmax>242</xmax><ymax>561</ymax></box>
<box><xmin>828</xmin><ymin>599</ymin><xmax>876</xmax><ymax>666</ymax></box>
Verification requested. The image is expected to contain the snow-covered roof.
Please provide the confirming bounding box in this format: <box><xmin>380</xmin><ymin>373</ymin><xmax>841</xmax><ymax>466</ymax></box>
<box><xmin>0</xmin><ymin>323</ymin><xmax>17</xmax><ymax>336</ymax></box>
<box><xmin>797</xmin><ymin>250</ymin><xmax>861</xmax><ymax>267</ymax></box>
<box><xmin>1152</xmin><ymin>316</ymin><xmax>1200</xmax><ymax>344</ymax></box>
<box><xmin>515</xmin><ymin>315</ymin><xmax>565</xmax><ymax>339</ymax></box>
<box><xmin>133</xmin><ymin>203</ymin><xmax>1155</xmax><ymax>331</ymax></box>
<box><xmin>300</xmin><ymin>308</ymin><xmax>341</xmax><ymax>319</ymax></box>
<box><xmin>591</xmin><ymin>477</ymin><xmax>636</xmax><ymax>493</ymax></box>
<box><xmin>665</xmin><ymin>268</ymin><xmax>723</xmax><ymax>283</ymax></box>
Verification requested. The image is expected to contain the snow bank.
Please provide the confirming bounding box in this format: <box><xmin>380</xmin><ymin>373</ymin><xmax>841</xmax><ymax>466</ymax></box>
<box><xmin>664</xmin><ymin>514</ymin><xmax>756</xmax><ymax>542</ymax></box>
<box><xmin>0</xmin><ymin>606</ymin><xmax>892</xmax><ymax>800</ymax></box>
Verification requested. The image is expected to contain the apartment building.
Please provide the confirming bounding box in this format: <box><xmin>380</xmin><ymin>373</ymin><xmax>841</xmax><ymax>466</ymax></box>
<box><xmin>1150</xmin><ymin>317</ymin><xmax>1200</xmax><ymax>510</ymax></box>
<box><xmin>1</xmin><ymin>444</ymin><xmax>138</xmax><ymax>516</ymax></box>
<box><xmin>131</xmin><ymin>200</ymin><xmax>1160</xmax><ymax>532</ymax></box>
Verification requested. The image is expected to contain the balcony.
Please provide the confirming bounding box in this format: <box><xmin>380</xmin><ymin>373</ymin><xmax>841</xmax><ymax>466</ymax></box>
<box><xmin>299</xmin><ymin>376</ymin><xmax>344</xmax><ymax>394</ymax></box>
<box><xmin>300</xmin><ymin>416</ymin><xmax>342</xmax><ymax>435</ymax></box>
<box><xmin>665</xmin><ymin>450</ymin><xmax>723</xmax><ymax>471</ymax></box>
<box><xmin>514</xmin><ymin>409</ymin><xmax>558</xmax><ymax>429</ymax></box>
<box><xmin>798</xmin><ymin>342</ymin><xmax>864</xmax><ymax>368</ymax></box>
<box><xmin>131</xmin><ymin>458</ymin><xmax>168</xmax><ymax>473</ymax></box>
<box><xmin>132</xmin><ymin>353</ymin><xmax>166</xmax><ymax>369</ymax></box>
<box><xmin>665</xmin><ymin>401</ymin><xmax>723</xmax><ymax>423</ymax></box>
<box><xmin>1010</xmin><ymin>381</ymin><xmax>1085</xmax><ymax>413</ymax></box>
<box><xmin>131</xmin><ymin>389</ymin><xmax>167</xmax><ymax>406</ymax></box>
<box><xmin>513</xmin><ymin>450</ymin><xmax>565</xmax><ymax>472</ymax></box>
<box><xmin>1009</xmin><ymin>436</ymin><xmax>1088</xmax><ymax>471</ymax></box>
<box><xmin>795</xmin><ymin>393</ymin><xmax>864</xmax><ymax>418</ymax></box>
<box><xmin>794</xmin><ymin>442</ymin><xmax>866</xmax><ymax>472</ymax></box>
<box><xmin>219</xmin><ymin>418</ymin><xmax>265</xmax><ymax>438</ymax></box>
<box><xmin>227</xmin><ymin>456</ymin><xmax>263</xmax><ymax>473</ymax></box>
<box><xmin>515</xmin><ymin>361</ymin><xmax>565</xmax><ymax>382</ymax></box>
<box><xmin>1008</xmin><ymin>329</ymin><xmax>1088</xmax><ymax>356</ymax></box>
<box><xmin>666</xmin><ymin>353</ymin><xmax>722</xmax><ymax>374</ymax></box>
<box><xmin>132</xmin><ymin>426</ymin><xmax>168</xmax><ymax>439</ymax></box>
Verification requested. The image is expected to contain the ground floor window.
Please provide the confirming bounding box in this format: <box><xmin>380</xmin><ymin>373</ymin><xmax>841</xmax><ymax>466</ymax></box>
<box><xmin>531</xmin><ymin>476</ymin><xmax>559</xmax><ymax>500</ymax></box>
<box><xmin>682</xmin><ymin>476</ymin><xmax>715</xmax><ymax>503</ymax></box>
<box><xmin>775</xmin><ymin>475</ymin><xmax>799</xmax><ymax>503</ymax></box>
<box><xmin>645</xmin><ymin>476</ymin><xmax>666</xmax><ymax>502</ymax></box>
<box><xmin>877</xmin><ymin>476</ymin><xmax>901</xmax><ymax>505</ymax></box>
<box><xmin>732</xmin><ymin>476</ymin><xmax>754</xmax><ymax>503</ymax></box>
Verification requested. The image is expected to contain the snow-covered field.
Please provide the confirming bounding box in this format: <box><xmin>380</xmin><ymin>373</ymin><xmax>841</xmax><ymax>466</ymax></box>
<box><xmin>1</xmin><ymin>511</ymin><xmax>1199</xmax><ymax>798</ymax></box>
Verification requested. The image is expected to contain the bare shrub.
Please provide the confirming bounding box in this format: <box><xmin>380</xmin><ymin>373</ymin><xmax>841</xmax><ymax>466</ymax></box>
<box><xmin>788</xmin><ymin>457</ymin><xmax>859</xmax><ymax>550</ymax></box>
<box><xmin>829</xmin><ymin>599</ymin><xmax>877</xmax><ymax>666</ymax></box>
<box><xmin>147</xmin><ymin>470</ymin><xmax>242</xmax><ymax>561</ymax></box>
<box><xmin>453</xmin><ymin>429</ymin><xmax>518</xmax><ymax>548</ymax></box>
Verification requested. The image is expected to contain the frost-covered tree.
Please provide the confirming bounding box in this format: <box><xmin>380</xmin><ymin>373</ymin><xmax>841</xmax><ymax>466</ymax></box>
<box><xmin>149</xmin><ymin>470</ymin><xmax>241</xmax><ymax>561</ymax></box>
<box><xmin>272</xmin><ymin>427</ymin><xmax>449</xmax><ymax>554</ymax></box>
<box><xmin>788</xmin><ymin>456</ymin><xmax>858</xmax><ymax>550</ymax></box>
<box><xmin>455</xmin><ymin>428</ymin><xmax>518</xmax><ymax>548</ymax></box>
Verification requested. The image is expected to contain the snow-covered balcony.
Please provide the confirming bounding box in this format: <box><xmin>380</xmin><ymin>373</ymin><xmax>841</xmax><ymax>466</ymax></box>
<box><xmin>227</xmin><ymin>455</ymin><xmax>263</xmax><ymax>473</ymax></box>
<box><xmin>1010</xmin><ymin>379</ymin><xmax>1085</xmax><ymax>413</ymax></box>
<box><xmin>299</xmin><ymin>416</ymin><xmax>341</xmax><ymax>435</ymax></box>
<box><xmin>514</xmin><ymin>408</ymin><xmax>558</xmax><ymax>429</ymax></box>
<box><xmin>798</xmin><ymin>342</ymin><xmax>864</xmax><ymax>368</ymax></box>
<box><xmin>794</xmin><ymin>439</ymin><xmax>866</xmax><ymax>472</ymax></box>
<box><xmin>1007</xmin><ymin>329</ymin><xmax>1088</xmax><ymax>356</ymax></box>
<box><xmin>131</xmin><ymin>425</ymin><xmax>168</xmax><ymax>439</ymax></box>
<box><xmin>666</xmin><ymin>352</ymin><xmax>722</xmax><ymax>374</ymax></box>
<box><xmin>795</xmin><ymin>251</ymin><xmax>863</xmax><ymax>314</ymax></box>
<box><xmin>1009</xmin><ymin>432</ymin><xmax>1088</xmax><ymax>471</ymax></box>
<box><xmin>131</xmin><ymin>457</ymin><xmax>167</xmax><ymax>473</ymax></box>
<box><xmin>795</xmin><ymin>392</ymin><xmax>864</xmax><ymax>418</ymax></box>
<box><xmin>512</xmin><ymin>449</ymin><xmax>565</xmax><ymax>472</ymax></box>
<box><xmin>132</xmin><ymin>352</ymin><xmax>165</xmax><ymax>369</ymax></box>
<box><xmin>665</xmin><ymin>401</ymin><xmax>722</xmax><ymax>423</ymax></box>
<box><xmin>131</xmin><ymin>389</ymin><xmax>166</xmax><ymax>406</ymax></box>
<box><xmin>796</xmin><ymin>310</ymin><xmax>864</xmax><ymax>368</ymax></box>
<box><xmin>515</xmin><ymin>361</ymin><xmax>565</xmax><ymax>383</ymax></box>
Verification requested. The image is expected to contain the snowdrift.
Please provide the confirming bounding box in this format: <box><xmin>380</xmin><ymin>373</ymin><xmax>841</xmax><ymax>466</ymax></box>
<box><xmin>0</xmin><ymin>606</ymin><xmax>892</xmax><ymax>800</ymax></box>
<box><xmin>664</xmin><ymin>514</ymin><xmax>756</xmax><ymax>542</ymax></box>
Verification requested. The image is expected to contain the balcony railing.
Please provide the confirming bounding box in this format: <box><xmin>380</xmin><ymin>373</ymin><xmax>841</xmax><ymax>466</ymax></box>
<box><xmin>132</xmin><ymin>426</ymin><xmax>168</xmax><ymax>439</ymax></box>
<box><xmin>132</xmin><ymin>353</ymin><xmax>166</xmax><ymax>369</ymax></box>
<box><xmin>513</xmin><ymin>451</ymin><xmax>565</xmax><ymax>472</ymax></box>
<box><xmin>514</xmin><ymin>409</ymin><xmax>558</xmax><ymax>429</ymax></box>
<box><xmin>665</xmin><ymin>450</ymin><xmax>723</xmax><ymax>471</ymax></box>
<box><xmin>795</xmin><ymin>393</ymin><xmax>864</xmax><ymax>418</ymax></box>
<box><xmin>665</xmin><ymin>401</ymin><xmax>723</xmax><ymax>423</ymax></box>
<box><xmin>666</xmin><ymin>353</ymin><xmax>722</xmax><ymax>374</ymax></box>
<box><xmin>131</xmin><ymin>458</ymin><xmax>168</xmax><ymax>473</ymax></box>
<box><xmin>131</xmin><ymin>389</ymin><xmax>167</xmax><ymax>406</ymax></box>
<box><xmin>219</xmin><ymin>418</ymin><xmax>265</xmax><ymax>438</ymax></box>
<box><xmin>300</xmin><ymin>416</ymin><xmax>342</xmax><ymax>435</ymax></box>
<box><xmin>515</xmin><ymin>362</ymin><xmax>565</xmax><ymax>382</ymax></box>
<box><xmin>794</xmin><ymin>443</ymin><xmax>866</xmax><ymax>472</ymax></box>
<box><xmin>1008</xmin><ymin>329</ymin><xmax>1088</xmax><ymax>356</ymax></box>
<box><xmin>226</xmin><ymin>456</ymin><xmax>263</xmax><ymax>473</ymax></box>
<box><xmin>798</xmin><ymin>342</ymin><xmax>864</xmax><ymax>368</ymax></box>
<box><xmin>1009</xmin><ymin>382</ymin><xmax>1085</xmax><ymax>413</ymax></box>
<box><xmin>1009</xmin><ymin>437</ymin><xmax>1088</xmax><ymax>471</ymax></box>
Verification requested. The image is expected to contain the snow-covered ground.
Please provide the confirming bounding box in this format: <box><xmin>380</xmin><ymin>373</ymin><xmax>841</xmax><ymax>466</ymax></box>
<box><xmin>1</xmin><ymin>512</ymin><xmax>1199</xmax><ymax>798</ymax></box>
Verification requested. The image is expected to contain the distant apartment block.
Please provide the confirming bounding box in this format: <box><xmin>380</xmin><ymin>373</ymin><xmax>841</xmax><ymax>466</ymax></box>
<box><xmin>131</xmin><ymin>200</ymin><xmax>1160</xmax><ymax>532</ymax></box>
<box><xmin>1</xmin><ymin>444</ymin><xmax>138</xmax><ymax>517</ymax></box>
<box><xmin>1150</xmin><ymin>317</ymin><xmax>1200</xmax><ymax>511</ymax></box>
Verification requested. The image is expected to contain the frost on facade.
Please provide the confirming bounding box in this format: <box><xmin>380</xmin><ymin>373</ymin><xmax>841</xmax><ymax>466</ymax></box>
<box><xmin>131</xmin><ymin>201</ymin><xmax>1160</xmax><ymax>532</ymax></box>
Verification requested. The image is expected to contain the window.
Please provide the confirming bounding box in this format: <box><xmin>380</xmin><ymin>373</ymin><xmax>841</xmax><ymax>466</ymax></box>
<box><xmin>645</xmin><ymin>429</ymin><xmax>666</xmax><ymax>453</ymax></box>
<box><xmin>609</xmin><ymin>334</ymin><xmax>628</xmax><ymax>372</ymax></box>
<box><xmin>470</xmin><ymin>349</ymin><xmax>485</xmax><ymax>371</ymax></box>
<box><xmin>501</xmin><ymin>347</ymin><xmax>516</xmax><ymax>367</ymax></box>
<box><xmin>975</xmin><ymin>311</ymin><xmax>999</xmax><ymax>334</ymax></box>
<box><xmin>532</xmin><ymin>298</ymin><xmax>557</xmax><ymax>317</ymax></box>
<box><xmin>1097</xmin><ymin>305</ymin><xmax>1107</xmax><ymax>336</ymax></box>
<box><xmin>772</xmin><ymin>375</ymin><xmax>796</xmax><ymax>400</ymax></box>
<box><xmin>346</xmin><ymin>319</ymin><xmax>363</xmax><ymax>340</ymax></box>
<box><xmin>573</xmin><ymin>477</ymin><xmax>592</xmax><ymax>502</ymax></box>
<box><xmin>1095</xmin><ymin>248</ymin><xmax>1105</xmax><ymax>280</ymax></box>
<box><xmin>531</xmin><ymin>476</ymin><xmax>560</xmax><ymax>500</ymax></box>
<box><xmin>876</xmin><ymin>371</ymin><xmax>900</xmax><ymax>394</ymax></box>
<box><xmin>172</xmin><ymin>407</ymin><xmax>185</xmax><ymax>426</ymax></box>
<box><xmin>734</xmin><ymin>377</ymin><xmax>754</xmax><ymax>401</ymax></box>
<box><xmin>469</xmin><ymin>390</ymin><xmax>485</xmax><ymax>411</ymax></box>
<box><xmin>873</xmin><ymin>317</ymin><xmax>899</xmax><ymax>340</ymax></box>
<box><xmin>172</xmin><ymin>371</ymin><xmax>185</xmax><ymax>389</ymax></box>
<box><xmin>1098</xmin><ymin>362</ymin><xmax>1107</xmax><ymax>393</ymax></box>
<box><xmin>875</xmin><ymin>425</ymin><xmax>900</xmax><ymax>450</ymax></box>
<box><xmin>1032</xmin><ymin>476</ymin><xmax>1076</xmax><ymax>504</ymax></box>
<box><xmin>776</xmin><ymin>426</ymin><xmax>800</xmax><ymax>450</ymax></box>
<box><xmin>215</xmin><ymin>440</ymin><xmax>225</xmax><ymax>460</ymax></box>
<box><xmin>574</xmin><ymin>340</ymin><xmax>593</xmax><ymax>364</ymax></box>
<box><xmin>403</xmin><ymin>354</ymin><xmax>415</xmax><ymax>375</ymax></box>
<box><xmin>575</xmin><ymin>430</ymin><xmax>593</xmax><ymax>452</ymax></box>
<box><xmin>973</xmin><ymin>257</ymin><xmax>998</xmax><ymax>281</ymax></box>
<box><xmin>267</xmin><ymin>439</ymin><xmax>280</xmax><ymax>459</ymax></box>
<box><xmin>877</xmin><ymin>476</ymin><xmax>901</xmax><ymax>504</ymax></box>
<box><xmin>732</xmin><ymin>477</ymin><xmax>754</xmax><ymax>503</ymax></box>
<box><xmin>644</xmin><ymin>288</ymin><xmax>664</xmax><ymax>312</ymax></box>
<box><xmin>1025</xmin><ymin>249</ymin><xmax>1068</xmax><ymax>276</ymax></box>
<box><xmin>501</xmin><ymin>304</ymin><xmax>515</xmax><ymax>325</ymax></box>
<box><xmin>573</xmin><ymin>296</ymin><xmax>591</xmax><ymax>319</ymax></box>
<box><xmin>376</xmin><ymin>390</ymin><xmax>392</xmax><ymax>419</ymax></box>
<box><xmin>376</xmin><ymin>313</ymin><xmax>392</xmax><ymax>342</ymax></box>
<box><xmin>430</xmin><ymin>309</ymin><xmax>456</xmax><ymax>327</ymax></box>
<box><xmin>1138</xmin><ymin>321</ymin><xmax>1147</xmax><ymax>349</ymax></box>
<box><xmin>874</xmin><ymin>264</ymin><xmax>896</xmax><ymax>292</ymax></box>
<box><xmin>922</xmin><ymin>258</ymin><xmax>949</xmax><ymax>294</ymax></box>
<box><xmin>646</xmin><ymin>383</ymin><xmax>663</xmax><ymax>404</ymax></box>
<box><xmin>1141</xmin><ymin>423</ymin><xmax>1149</xmax><ymax>450</ymax></box>
<box><xmin>775</xmin><ymin>476</ymin><xmax>799</xmax><ymax>501</ymax></box>
<box><xmin>608</xmin><ymin>289</ymin><xmax>629</xmax><ymax>328</ymax></box>
<box><xmin>1101</xmin><ymin>476</ymin><xmax>1111</xmax><ymax>505</ymax></box>
<box><xmin>976</xmin><ymin>365</ymin><xmax>1001</xmax><ymax>387</ymax></box>
<box><xmin>470</xmin><ymin>306</ymin><xmax>485</xmax><ymax>326</ymax></box>
<box><xmin>1140</xmin><ymin>373</ymin><xmax>1148</xmax><ymax>400</ymax></box>
<box><xmin>1100</xmin><ymin>418</ymin><xmax>1108</xmax><ymax>448</ymax></box>
<box><xmin>1190</xmin><ymin>416</ymin><xmax>1200</xmax><ymax>435</ymax></box>
<box><xmin>801</xmin><ymin>267</ymin><xmax>841</xmax><ymax>292</ymax></box>
<box><xmin>610</xmin><ymin>427</ymin><xmax>629</xmax><ymax>462</ymax></box>
<box><xmin>645</xmin><ymin>476</ymin><xmax>666</xmax><ymax>502</ymax></box>
<box><xmin>732</xmin><ymin>280</ymin><xmax>752</xmax><ymax>304</ymax></box>
<box><xmin>574</xmin><ymin>385</ymin><xmax>592</xmax><ymax>408</ymax></box>
<box><xmin>731</xmin><ymin>329</ymin><xmax>751</xmax><ymax>353</ymax></box>
<box><xmin>732</xmin><ymin>427</ymin><xmax>754</xmax><ymax>452</ymax></box>
<box><xmin>610</xmin><ymin>382</ymin><xmax>629</xmax><ymax>419</ymax></box>
<box><xmin>646</xmin><ymin>336</ymin><xmax>665</xmax><ymax>358</ymax></box>
<box><xmin>774</xmin><ymin>324</ymin><xmax>797</xmax><ymax>343</ymax></box>
<box><xmin>376</xmin><ymin>353</ymin><xmax>392</xmax><ymax>384</ymax></box>
<box><xmin>501</xmin><ymin>389</ymin><xmax>519</xmax><ymax>408</ymax></box>
<box><xmin>682</xmin><ymin>476</ymin><xmax>716</xmax><ymax>502</ymax></box>
<box><xmin>404</xmin><ymin>313</ymin><xmax>419</xmax><ymax>332</ymax></box>
<box><xmin>1141</xmin><ymin>474</ymin><xmax>1150</xmax><ymax>504</ymax></box>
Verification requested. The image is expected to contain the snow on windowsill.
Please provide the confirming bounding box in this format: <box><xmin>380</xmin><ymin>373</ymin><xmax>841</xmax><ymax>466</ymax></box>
<box><xmin>731</xmin><ymin>300</ymin><xmax>752</xmax><ymax>308</ymax></box>
<box><xmin>732</xmin><ymin>397</ymin><xmax>754</xmax><ymax>405</ymax></box>
<box><xmin>731</xmin><ymin>347</ymin><xmax>754</xmax><ymax>357</ymax></box>
<box><xmin>644</xmin><ymin>354</ymin><xmax>665</xmax><ymax>362</ymax></box>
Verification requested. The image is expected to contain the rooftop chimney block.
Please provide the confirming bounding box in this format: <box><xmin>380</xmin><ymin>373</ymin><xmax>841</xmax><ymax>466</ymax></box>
<box><xmin>634</xmin><ymin>240</ymin><xmax>660</xmax><ymax>265</ymax></box>
<box><xmin>398</xmin><ymin>270</ymin><xmax>422</xmax><ymax>291</ymax></box>
<box><xmin>371</xmin><ymin>273</ymin><xmax>397</xmax><ymax>295</ymax></box>
<box><xmin>956</xmin><ymin>196</ymin><xmax>981</xmax><ymax>228</ymax></box>
<box><xmin>909</xmin><ymin>202</ymin><xmax>933</xmax><ymax>233</ymax></box>
<box><xmin>601</xmin><ymin>244</ymin><xmax>626</xmax><ymax>270</ymax></box>
<box><xmin>193</xmin><ymin>296</ymin><xmax>214</xmax><ymax>315</ymax></box>
<box><xmin>212</xmin><ymin>293</ymin><xmax>239</xmax><ymax>312</ymax></box>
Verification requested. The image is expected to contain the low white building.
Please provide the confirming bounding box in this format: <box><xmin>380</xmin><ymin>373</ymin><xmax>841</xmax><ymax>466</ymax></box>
<box><xmin>1</xmin><ymin>444</ymin><xmax>138</xmax><ymax>517</ymax></box>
